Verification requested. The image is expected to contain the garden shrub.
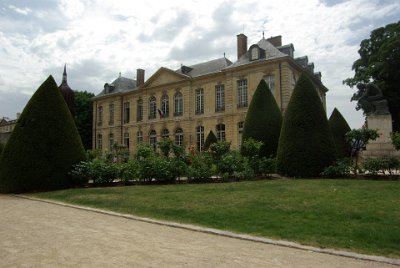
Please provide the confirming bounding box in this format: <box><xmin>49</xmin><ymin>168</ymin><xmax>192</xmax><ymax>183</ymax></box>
<box><xmin>69</xmin><ymin>161</ymin><xmax>92</xmax><ymax>184</ymax></box>
<box><xmin>363</xmin><ymin>156</ymin><xmax>400</xmax><ymax>176</ymax></box>
<box><xmin>217</xmin><ymin>150</ymin><xmax>254</xmax><ymax>180</ymax></box>
<box><xmin>209</xmin><ymin>141</ymin><xmax>231</xmax><ymax>160</ymax></box>
<box><xmin>136</xmin><ymin>143</ymin><xmax>154</xmax><ymax>159</ymax></box>
<box><xmin>241</xmin><ymin>79</ymin><xmax>282</xmax><ymax>157</ymax></box>
<box><xmin>321</xmin><ymin>158</ymin><xmax>353</xmax><ymax>178</ymax></box>
<box><xmin>391</xmin><ymin>132</ymin><xmax>400</xmax><ymax>150</ymax></box>
<box><xmin>158</xmin><ymin>138</ymin><xmax>173</xmax><ymax>157</ymax></box>
<box><xmin>119</xmin><ymin>160</ymin><xmax>140</xmax><ymax>182</ymax></box>
<box><xmin>328</xmin><ymin>108</ymin><xmax>351</xmax><ymax>158</ymax></box>
<box><xmin>187</xmin><ymin>152</ymin><xmax>213</xmax><ymax>182</ymax></box>
<box><xmin>257</xmin><ymin>157</ymin><xmax>276</xmax><ymax>177</ymax></box>
<box><xmin>137</xmin><ymin>156</ymin><xmax>184</xmax><ymax>183</ymax></box>
<box><xmin>240</xmin><ymin>138</ymin><xmax>263</xmax><ymax>158</ymax></box>
<box><xmin>276</xmin><ymin>73</ymin><xmax>336</xmax><ymax>177</ymax></box>
<box><xmin>0</xmin><ymin>76</ymin><xmax>86</xmax><ymax>193</ymax></box>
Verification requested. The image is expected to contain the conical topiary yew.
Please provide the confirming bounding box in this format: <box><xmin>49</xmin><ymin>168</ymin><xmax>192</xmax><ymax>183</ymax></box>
<box><xmin>241</xmin><ymin>79</ymin><xmax>282</xmax><ymax>157</ymax></box>
<box><xmin>0</xmin><ymin>76</ymin><xmax>86</xmax><ymax>193</ymax></box>
<box><xmin>204</xmin><ymin>130</ymin><xmax>217</xmax><ymax>150</ymax></box>
<box><xmin>328</xmin><ymin>108</ymin><xmax>351</xmax><ymax>158</ymax></box>
<box><xmin>276</xmin><ymin>73</ymin><xmax>336</xmax><ymax>177</ymax></box>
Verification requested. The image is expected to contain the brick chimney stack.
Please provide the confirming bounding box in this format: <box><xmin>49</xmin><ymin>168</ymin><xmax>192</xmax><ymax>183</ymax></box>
<box><xmin>136</xmin><ymin>68</ymin><xmax>145</xmax><ymax>87</ymax></box>
<box><xmin>267</xmin><ymin>35</ymin><xmax>282</xmax><ymax>47</ymax></box>
<box><xmin>237</xmin><ymin>34</ymin><xmax>247</xmax><ymax>60</ymax></box>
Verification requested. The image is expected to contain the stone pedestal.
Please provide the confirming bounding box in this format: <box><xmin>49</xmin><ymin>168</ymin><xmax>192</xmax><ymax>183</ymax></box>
<box><xmin>360</xmin><ymin>114</ymin><xmax>400</xmax><ymax>159</ymax></box>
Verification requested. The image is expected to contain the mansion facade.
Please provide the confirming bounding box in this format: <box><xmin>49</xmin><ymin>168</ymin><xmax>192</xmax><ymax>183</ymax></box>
<box><xmin>92</xmin><ymin>33</ymin><xmax>328</xmax><ymax>154</ymax></box>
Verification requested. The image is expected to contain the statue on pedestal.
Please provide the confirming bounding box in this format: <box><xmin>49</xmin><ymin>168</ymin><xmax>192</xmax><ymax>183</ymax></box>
<box><xmin>357</xmin><ymin>83</ymin><xmax>389</xmax><ymax>116</ymax></box>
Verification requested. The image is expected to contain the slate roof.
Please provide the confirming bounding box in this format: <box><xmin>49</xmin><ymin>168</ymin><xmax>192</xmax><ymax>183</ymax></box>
<box><xmin>176</xmin><ymin>57</ymin><xmax>233</xmax><ymax>77</ymax></box>
<box><xmin>96</xmin><ymin>76</ymin><xmax>137</xmax><ymax>97</ymax></box>
<box><xmin>227</xmin><ymin>38</ymin><xmax>287</xmax><ymax>69</ymax></box>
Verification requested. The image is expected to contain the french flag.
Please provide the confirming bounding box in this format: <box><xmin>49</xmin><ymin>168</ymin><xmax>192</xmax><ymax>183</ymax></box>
<box><xmin>158</xmin><ymin>109</ymin><xmax>164</xmax><ymax>118</ymax></box>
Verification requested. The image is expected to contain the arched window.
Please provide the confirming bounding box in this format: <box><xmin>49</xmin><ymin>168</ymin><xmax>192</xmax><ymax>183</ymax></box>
<box><xmin>161</xmin><ymin>94</ymin><xmax>169</xmax><ymax>117</ymax></box>
<box><xmin>174</xmin><ymin>92</ymin><xmax>183</xmax><ymax>116</ymax></box>
<box><xmin>123</xmin><ymin>132</ymin><xmax>130</xmax><ymax>149</ymax></box>
<box><xmin>196</xmin><ymin>126</ymin><xmax>204</xmax><ymax>151</ymax></box>
<box><xmin>216</xmin><ymin>124</ymin><xmax>225</xmax><ymax>141</ymax></box>
<box><xmin>137</xmin><ymin>130</ymin><xmax>143</xmax><ymax>144</ymax></box>
<box><xmin>237</xmin><ymin>79</ymin><xmax>248</xmax><ymax>108</ymax></box>
<box><xmin>137</xmin><ymin>99</ymin><xmax>143</xmax><ymax>122</ymax></box>
<box><xmin>149</xmin><ymin>130</ymin><xmax>157</xmax><ymax>150</ymax></box>
<box><xmin>97</xmin><ymin>134</ymin><xmax>102</xmax><ymax>149</ymax></box>
<box><xmin>109</xmin><ymin>133</ymin><xmax>114</xmax><ymax>151</ymax></box>
<box><xmin>149</xmin><ymin>96</ymin><xmax>156</xmax><ymax>119</ymax></box>
<box><xmin>175</xmin><ymin>128</ymin><xmax>184</xmax><ymax>146</ymax></box>
<box><xmin>161</xmin><ymin>128</ymin><xmax>169</xmax><ymax>139</ymax></box>
<box><xmin>195</xmin><ymin>88</ymin><xmax>204</xmax><ymax>114</ymax></box>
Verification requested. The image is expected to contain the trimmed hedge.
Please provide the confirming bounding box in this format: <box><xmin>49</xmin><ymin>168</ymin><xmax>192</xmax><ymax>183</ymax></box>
<box><xmin>276</xmin><ymin>73</ymin><xmax>336</xmax><ymax>177</ymax></box>
<box><xmin>0</xmin><ymin>76</ymin><xmax>86</xmax><ymax>193</ymax></box>
<box><xmin>329</xmin><ymin>108</ymin><xmax>351</xmax><ymax>158</ymax></box>
<box><xmin>242</xmin><ymin>79</ymin><xmax>282</xmax><ymax>157</ymax></box>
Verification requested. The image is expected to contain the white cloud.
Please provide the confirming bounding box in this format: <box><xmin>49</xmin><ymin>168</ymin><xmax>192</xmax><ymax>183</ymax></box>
<box><xmin>0</xmin><ymin>0</ymin><xmax>399</xmax><ymax>129</ymax></box>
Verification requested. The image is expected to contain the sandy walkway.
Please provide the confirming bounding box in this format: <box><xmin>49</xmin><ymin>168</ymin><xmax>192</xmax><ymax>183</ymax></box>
<box><xmin>0</xmin><ymin>195</ymin><xmax>397</xmax><ymax>267</ymax></box>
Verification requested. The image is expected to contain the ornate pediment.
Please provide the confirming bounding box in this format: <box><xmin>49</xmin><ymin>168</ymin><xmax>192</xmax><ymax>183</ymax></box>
<box><xmin>142</xmin><ymin>67</ymin><xmax>189</xmax><ymax>88</ymax></box>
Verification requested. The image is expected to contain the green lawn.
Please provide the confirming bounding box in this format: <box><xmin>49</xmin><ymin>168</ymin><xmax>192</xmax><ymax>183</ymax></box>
<box><xmin>31</xmin><ymin>179</ymin><xmax>400</xmax><ymax>258</ymax></box>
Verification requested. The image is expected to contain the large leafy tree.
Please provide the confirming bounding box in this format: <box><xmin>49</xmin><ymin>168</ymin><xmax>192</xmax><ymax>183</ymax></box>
<box><xmin>74</xmin><ymin>90</ymin><xmax>94</xmax><ymax>150</ymax></box>
<box><xmin>276</xmin><ymin>73</ymin><xmax>336</xmax><ymax>177</ymax></box>
<box><xmin>241</xmin><ymin>79</ymin><xmax>282</xmax><ymax>157</ymax></box>
<box><xmin>0</xmin><ymin>76</ymin><xmax>86</xmax><ymax>193</ymax></box>
<box><xmin>344</xmin><ymin>21</ymin><xmax>400</xmax><ymax>131</ymax></box>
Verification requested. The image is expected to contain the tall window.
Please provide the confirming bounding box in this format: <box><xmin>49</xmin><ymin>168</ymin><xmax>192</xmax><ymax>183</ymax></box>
<box><xmin>149</xmin><ymin>130</ymin><xmax>157</xmax><ymax>150</ymax></box>
<box><xmin>175</xmin><ymin>128</ymin><xmax>183</xmax><ymax>146</ymax></box>
<box><xmin>123</xmin><ymin>132</ymin><xmax>129</xmax><ymax>149</ymax></box>
<box><xmin>238</xmin><ymin>121</ymin><xmax>244</xmax><ymax>148</ymax></box>
<box><xmin>109</xmin><ymin>133</ymin><xmax>114</xmax><ymax>151</ymax></box>
<box><xmin>264</xmin><ymin>75</ymin><xmax>275</xmax><ymax>95</ymax></box>
<box><xmin>161</xmin><ymin>128</ymin><xmax>169</xmax><ymax>139</ymax></box>
<box><xmin>137</xmin><ymin>99</ymin><xmax>143</xmax><ymax>122</ymax></box>
<box><xmin>161</xmin><ymin>94</ymin><xmax>169</xmax><ymax>117</ymax></box>
<box><xmin>97</xmin><ymin>106</ymin><xmax>103</xmax><ymax>126</ymax></box>
<box><xmin>195</xmin><ymin>88</ymin><xmax>204</xmax><ymax>114</ymax></box>
<box><xmin>174</xmin><ymin>92</ymin><xmax>183</xmax><ymax>116</ymax></box>
<box><xmin>97</xmin><ymin>134</ymin><xmax>102</xmax><ymax>149</ymax></box>
<box><xmin>216</xmin><ymin>124</ymin><xmax>226</xmax><ymax>141</ymax></box>
<box><xmin>149</xmin><ymin>96</ymin><xmax>157</xmax><ymax>119</ymax></box>
<box><xmin>123</xmin><ymin>102</ymin><xmax>130</xmax><ymax>123</ymax></box>
<box><xmin>215</xmin><ymin>84</ymin><xmax>225</xmax><ymax>112</ymax></box>
<box><xmin>237</xmin><ymin>79</ymin><xmax>248</xmax><ymax>108</ymax></box>
<box><xmin>109</xmin><ymin>103</ymin><xmax>114</xmax><ymax>125</ymax></box>
<box><xmin>196</xmin><ymin>126</ymin><xmax>204</xmax><ymax>151</ymax></box>
<box><xmin>137</xmin><ymin>130</ymin><xmax>143</xmax><ymax>144</ymax></box>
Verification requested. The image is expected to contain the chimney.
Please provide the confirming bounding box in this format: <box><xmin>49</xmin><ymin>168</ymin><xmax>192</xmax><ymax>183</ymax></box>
<box><xmin>136</xmin><ymin>68</ymin><xmax>145</xmax><ymax>87</ymax></box>
<box><xmin>237</xmin><ymin>34</ymin><xmax>247</xmax><ymax>60</ymax></box>
<box><xmin>267</xmin><ymin>35</ymin><xmax>282</xmax><ymax>47</ymax></box>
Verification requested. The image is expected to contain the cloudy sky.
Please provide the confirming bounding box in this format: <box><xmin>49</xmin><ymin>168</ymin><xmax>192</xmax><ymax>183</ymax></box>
<box><xmin>0</xmin><ymin>0</ymin><xmax>399</xmax><ymax>128</ymax></box>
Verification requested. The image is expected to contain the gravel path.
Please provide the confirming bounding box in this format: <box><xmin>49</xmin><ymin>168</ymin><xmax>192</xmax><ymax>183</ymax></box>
<box><xmin>0</xmin><ymin>194</ymin><xmax>397</xmax><ymax>267</ymax></box>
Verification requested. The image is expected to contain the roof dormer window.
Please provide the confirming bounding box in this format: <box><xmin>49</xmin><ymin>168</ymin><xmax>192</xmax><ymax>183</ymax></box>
<box><xmin>250</xmin><ymin>45</ymin><xmax>260</xmax><ymax>61</ymax></box>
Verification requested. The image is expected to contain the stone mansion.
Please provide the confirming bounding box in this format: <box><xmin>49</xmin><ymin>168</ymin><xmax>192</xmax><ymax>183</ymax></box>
<box><xmin>92</xmin><ymin>33</ymin><xmax>328</xmax><ymax>154</ymax></box>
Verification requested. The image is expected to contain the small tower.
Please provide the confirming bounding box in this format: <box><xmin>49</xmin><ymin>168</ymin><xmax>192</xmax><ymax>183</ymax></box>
<box><xmin>58</xmin><ymin>64</ymin><xmax>75</xmax><ymax>116</ymax></box>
